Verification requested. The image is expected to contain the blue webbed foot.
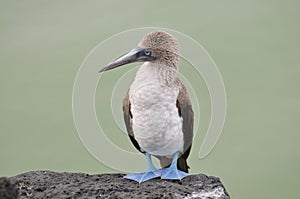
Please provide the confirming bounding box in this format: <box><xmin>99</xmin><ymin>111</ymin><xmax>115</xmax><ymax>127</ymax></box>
<box><xmin>161</xmin><ymin>151</ymin><xmax>190</xmax><ymax>180</ymax></box>
<box><xmin>124</xmin><ymin>169</ymin><xmax>160</xmax><ymax>183</ymax></box>
<box><xmin>161</xmin><ymin>167</ymin><xmax>189</xmax><ymax>180</ymax></box>
<box><xmin>124</xmin><ymin>153</ymin><xmax>161</xmax><ymax>183</ymax></box>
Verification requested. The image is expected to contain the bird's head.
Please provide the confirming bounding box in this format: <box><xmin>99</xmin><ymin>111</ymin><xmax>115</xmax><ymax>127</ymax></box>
<box><xmin>99</xmin><ymin>31</ymin><xmax>180</xmax><ymax>73</ymax></box>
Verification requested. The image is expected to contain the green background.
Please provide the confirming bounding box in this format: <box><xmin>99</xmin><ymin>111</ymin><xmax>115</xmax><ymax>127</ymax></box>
<box><xmin>1</xmin><ymin>0</ymin><xmax>299</xmax><ymax>198</ymax></box>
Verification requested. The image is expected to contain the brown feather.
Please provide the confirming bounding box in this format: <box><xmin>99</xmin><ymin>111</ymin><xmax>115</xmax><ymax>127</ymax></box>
<box><xmin>123</xmin><ymin>90</ymin><xmax>143</xmax><ymax>153</ymax></box>
<box><xmin>158</xmin><ymin>78</ymin><xmax>194</xmax><ymax>172</ymax></box>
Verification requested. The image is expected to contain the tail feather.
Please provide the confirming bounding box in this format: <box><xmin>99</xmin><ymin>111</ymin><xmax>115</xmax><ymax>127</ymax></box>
<box><xmin>159</xmin><ymin>156</ymin><xmax>190</xmax><ymax>173</ymax></box>
<box><xmin>177</xmin><ymin>156</ymin><xmax>189</xmax><ymax>173</ymax></box>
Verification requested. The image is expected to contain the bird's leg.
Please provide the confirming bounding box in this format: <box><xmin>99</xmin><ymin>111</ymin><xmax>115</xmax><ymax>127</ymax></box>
<box><xmin>161</xmin><ymin>151</ymin><xmax>190</xmax><ymax>180</ymax></box>
<box><xmin>124</xmin><ymin>153</ymin><xmax>160</xmax><ymax>183</ymax></box>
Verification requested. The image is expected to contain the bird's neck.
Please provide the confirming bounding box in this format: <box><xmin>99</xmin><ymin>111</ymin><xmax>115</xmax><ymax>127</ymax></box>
<box><xmin>135</xmin><ymin>62</ymin><xmax>178</xmax><ymax>86</ymax></box>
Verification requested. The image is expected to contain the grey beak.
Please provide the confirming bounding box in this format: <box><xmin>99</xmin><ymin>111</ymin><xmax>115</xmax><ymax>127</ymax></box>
<box><xmin>99</xmin><ymin>47</ymin><xmax>155</xmax><ymax>73</ymax></box>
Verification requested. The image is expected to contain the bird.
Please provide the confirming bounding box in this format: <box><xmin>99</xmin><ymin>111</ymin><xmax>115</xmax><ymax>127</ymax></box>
<box><xmin>99</xmin><ymin>31</ymin><xmax>194</xmax><ymax>183</ymax></box>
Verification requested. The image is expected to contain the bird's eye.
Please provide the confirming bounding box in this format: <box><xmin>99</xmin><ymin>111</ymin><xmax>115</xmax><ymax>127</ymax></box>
<box><xmin>144</xmin><ymin>49</ymin><xmax>151</xmax><ymax>56</ymax></box>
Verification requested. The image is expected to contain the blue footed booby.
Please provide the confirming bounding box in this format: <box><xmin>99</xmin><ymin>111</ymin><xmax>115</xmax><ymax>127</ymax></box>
<box><xmin>99</xmin><ymin>31</ymin><xmax>194</xmax><ymax>183</ymax></box>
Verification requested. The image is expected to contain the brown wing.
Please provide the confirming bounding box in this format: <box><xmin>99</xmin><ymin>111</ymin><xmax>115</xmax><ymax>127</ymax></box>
<box><xmin>175</xmin><ymin>79</ymin><xmax>194</xmax><ymax>172</ymax></box>
<box><xmin>122</xmin><ymin>90</ymin><xmax>144</xmax><ymax>153</ymax></box>
<box><xmin>158</xmin><ymin>79</ymin><xmax>194</xmax><ymax>172</ymax></box>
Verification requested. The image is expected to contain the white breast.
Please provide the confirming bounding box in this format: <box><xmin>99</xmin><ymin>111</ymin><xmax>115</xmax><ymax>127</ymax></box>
<box><xmin>129</xmin><ymin>63</ymin><xmax>183</xmax><ymax>157</ymax></box>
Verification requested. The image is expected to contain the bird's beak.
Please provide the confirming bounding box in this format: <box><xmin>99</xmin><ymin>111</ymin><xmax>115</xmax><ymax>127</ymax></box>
<box><xmin>99</xmin><ymin>47</ymin><xmax>155</xmax><ymax>73</ymax></box>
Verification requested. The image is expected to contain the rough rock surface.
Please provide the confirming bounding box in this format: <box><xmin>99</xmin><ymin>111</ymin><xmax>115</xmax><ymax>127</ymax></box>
<box><xmin>1</xmin><ymin>171</ymin><xmax>230</xmax><ymax>199</ymax></box>
<box><xmin>0</xmin><ymin>177</ymin><xmax>18</xmax><ymax>199</ymax></box>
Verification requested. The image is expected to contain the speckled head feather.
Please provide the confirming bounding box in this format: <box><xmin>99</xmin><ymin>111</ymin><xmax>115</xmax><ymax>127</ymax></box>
<box><xmin>138</xmin><ymin>31</ymin><xmax>180</xmax><ymax>70</ymax></box>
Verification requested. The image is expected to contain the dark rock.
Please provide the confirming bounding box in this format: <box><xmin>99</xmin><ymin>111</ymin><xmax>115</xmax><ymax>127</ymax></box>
<box><xmin>3</xmin><ymin>171</ymin><xmax>230</xmax><ymax>198</ymax></box>
<box><xmin>0</xmin><ymin>177</ymin><xmax>18</xmax><ymax>199</ymax></box>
